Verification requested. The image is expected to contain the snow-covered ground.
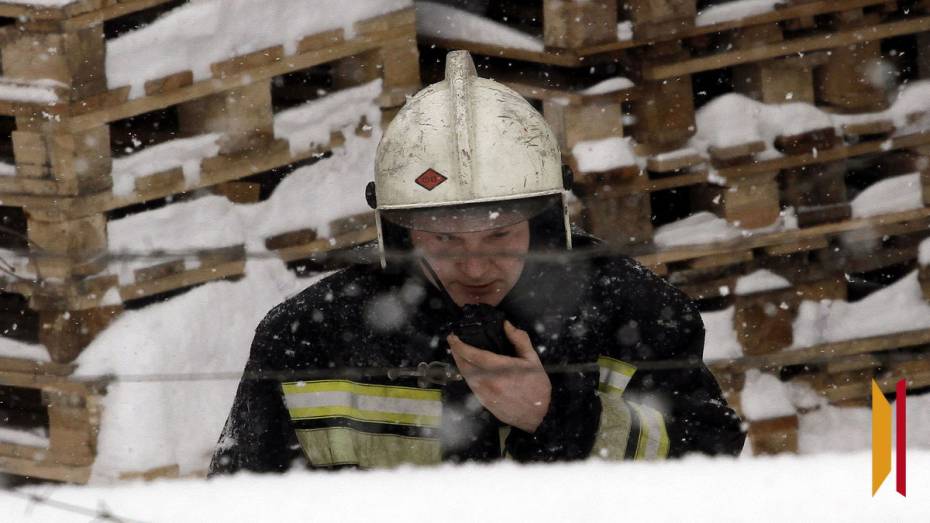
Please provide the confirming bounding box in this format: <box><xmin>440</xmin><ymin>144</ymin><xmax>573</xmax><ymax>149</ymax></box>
<box><xmin>2</xmin><ymin>451</ymin><xmax>929</xmax><ymax>522</ymax></box>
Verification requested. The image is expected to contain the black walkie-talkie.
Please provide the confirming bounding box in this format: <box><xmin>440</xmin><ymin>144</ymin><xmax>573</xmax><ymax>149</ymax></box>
<box><xmin>454</xmin><ymin>304</ymin><xmax>514</xmax><ymax>357</ymax></box>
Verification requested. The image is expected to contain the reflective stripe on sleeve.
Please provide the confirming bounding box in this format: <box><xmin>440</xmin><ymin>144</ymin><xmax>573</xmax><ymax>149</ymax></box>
<box><xmin>597</xmin><ymin>356</ymin><xmax>637</xmax><ymax>395</ymax></box>
<box><xmin>628</xmin><ymin>402</ymin><xmax>670</xmax><ymax>460</ymax></box>
<box><xmin>281</xmin><ymin>381</ymin><xmax>442</xmax><ymax>428</ymax></box>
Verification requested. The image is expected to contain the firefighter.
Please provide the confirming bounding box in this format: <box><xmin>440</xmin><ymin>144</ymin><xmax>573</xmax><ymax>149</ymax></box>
<box><xmin>209</xmin><ymin>51</ymin><xmax>745</xmax><ymax>474</ymax></box>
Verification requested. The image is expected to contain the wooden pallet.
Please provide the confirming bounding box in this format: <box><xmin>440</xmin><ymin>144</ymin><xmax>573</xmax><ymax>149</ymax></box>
<box><xmin>0</xmin><ymin>356</ymin><xmax>107</xmax><ymax>483</ymax></box>
<box><xmin>421</xmin><ymin>1</ymin><xmax>930</xmax><ymax>249</ymax></box>
<box><xmin>419</xmin><ymin>0</ymin><xmax>910</xmax><ymax>65</ymax></box>
<box><xmin>0</xmin><ymin>5</ymin><xmax>419</xmax><ymax>364</ymax></box>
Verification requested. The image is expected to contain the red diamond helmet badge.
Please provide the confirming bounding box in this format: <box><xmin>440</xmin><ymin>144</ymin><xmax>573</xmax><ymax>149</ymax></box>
<box><xmin>415</xmin><ymin>168</ymin><xmax>448</xmax><ymax>191</ymax></box>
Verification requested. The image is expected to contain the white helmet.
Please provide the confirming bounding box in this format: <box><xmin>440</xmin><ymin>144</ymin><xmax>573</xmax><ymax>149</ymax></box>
<box><xmin>368</xmin><ymin>50</ymin><xmax>573</xmax><ymax>266</ymax></box>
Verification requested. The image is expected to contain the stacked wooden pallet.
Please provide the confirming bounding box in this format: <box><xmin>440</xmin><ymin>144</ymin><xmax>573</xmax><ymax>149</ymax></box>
<box><xmin>416</xmin><ymin>0</ymin><xmax>930</xmax><ymax>456</ymax></box>
<box><xmin>0</xmin><ymin>0</ymin><xmax>419</xmax><ymax>482</ymax></box>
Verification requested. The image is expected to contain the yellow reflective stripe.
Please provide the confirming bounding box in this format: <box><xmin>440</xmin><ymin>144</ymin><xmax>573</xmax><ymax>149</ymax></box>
<box><xmin>281</xmin><ymin>380</ymin><xmax>441</xmax><ymax>401</ymax></box>
<box><xmin>592</xmin><ymin>392</ymin><xmax>634</xmax><ymax>461</ymax></box>
<box><xmin>287</xmin><ymin>407</ymin><xmax>441</xmax><ymax>427</ymax></box>
<box><xmin>597</xmin><ymin>356</ymin><xmax>637</xmax><ymax>395</ymax></box>
<box><xmin>629</xmin><ymin>402</ymin><xmax>669</xmax><ymax>460</ymax></box>
<box><xmin>295</xmin><ymin>427</ymin><xmax>441</xmax><ymax>468</ymax></box>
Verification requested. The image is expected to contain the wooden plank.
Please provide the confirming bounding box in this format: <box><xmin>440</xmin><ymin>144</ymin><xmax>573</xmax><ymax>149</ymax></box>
<box><xmin>57</xmin><ymin>15</ymin><xmax>414</xmax><ymax>131</ymax></box>
<box><xmin>709</xmin><ymin>141</ymin><xmax>766</xmax><ymax>162</ymax></box>
<box><xmin>118</xmin><ymin>259</ymin><xmax>245</xmax><ymax>303</ymax></box>
<box><xmin>643</xmin><ymin>16</ymin><xmax>930</xmax><ymax>80</ymax></box>
<box><xmin>0</xmin><ymin>455</ymin><xmax>90</xmax><ymax>483</ymax></box>
<box><xmin>710</xmin><ymin>327</ymin><xmax>930</xmax><ymax>373</ymax></box>
<box><xmin>265</xmin><ymin>228</ymin><xmax>319</xmax><ymax>251</ymax></box>
<box><xmin>62</xmin><ymin>0</ymin><xmax>180</xmax><ymax>31</ymax></box>
<box><xmin>636</xmin><ymin>206</ymin><xmax>930</xmax><ymax>267</ymax></box>
<box><xmin>277</xmin><ymin>227</ymin><xmax>377</xmax><ymax>263</ymax></box>
<box><xmin>714</xmin><ymin>129</ymin><xmax>930</xmax><ymax>180</ymax></box>
<box><xmin>144</xmin><ymin>70</ymin><xmax>194</xmax><ymax>98</ymax></box>
<box><xmin>544</xmin><ymin>0</ymin><xmax>617</xmax><ymax>49</ymax></box>
<box><xmin>4</xmin><ymin>132</ymin><xmax>345</xmax><ymax>221</ymax></box>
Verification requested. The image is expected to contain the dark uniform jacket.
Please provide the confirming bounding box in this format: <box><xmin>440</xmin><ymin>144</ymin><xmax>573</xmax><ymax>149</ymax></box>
<box><xmin>209</xmin><ymin>236</ymin><xmax>745</xmax><ymax>474</ymax></box>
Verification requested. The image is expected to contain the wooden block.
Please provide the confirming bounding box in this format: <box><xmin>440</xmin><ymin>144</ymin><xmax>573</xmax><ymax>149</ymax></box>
<box><xmin>210</xmin><ymin>45</ymin><xmax>284</xmax><ymax>78</ymax></box>
<box><xmin>780</xmin><ymin>161</ymin><xmax>850</xmax><ymax>227</ymax></box>
<box><xmin>793</xmin><ymin>275</ymin><xmax>847</xmax><ymax>302</ymax></box>
<box><xmin>296</xmin><ymin>28</ymin><xmax>345</xmax><ymax>53</ymax></box>
<box><xmin>144</xmin><ymin>70</ymin><xmax>194</xmax><ymax>97</ymax></box>
<box><xmin>841</xmin><ymin>118</ymin><xmax>895</xmax><ymax>138</ymax></box>
<box><xmin>543</xmin><ymin>0</ymin><xmax>618</xmax><ymax>49</ymax></box>
<box><xmin>134</xmin><ymin>259</ymin><xmax>186</xmax><ymax>284</ymax></box>
<box><xmin>134</xmin><ymin>168</ymin><xmax>186</xmax><ymax>195</ymax></box>
<box><xmin>690</xmin><ymin>250</ymin><xmax>753</xmax><ymax>270</ymax></box>
<box><xmin>39</xmin><ymin>306</ymin><xmax>123</xmax><ymax>363</ymax></box>
<box><xmin>709</xmin><ymin>141</ymin><xmax>766</xmax><ymax>162</ymax></box>
<box><xmin>334</xmin><ymin>39</ymin><xmax>419</xmax><ymax>92</ymax></box>
<box><xmin>733</xmin><ymin>58</ymin><xmax>815</xmax><ymax>104</ymax></box>
<box><xmin>631</xmin><ymin>75</ymin><xmax>695</xmax><ymax>151</ymax></box>
<box><xmin>749</xmin><ymin>415</ymin><xmax>799</xmax><ymax>455</ymax></box>
<box><xmin>380</xmin><ymin>40</ymin><xmax>421</xmax><ymax>91</ymax></box>
<box><xmin>11</xmin><ymin>131</ymin><xmax>50</xmax><ymax>168</ymax></box>
<box><xmin>581</xmin><ymin>192</ymin><xmax>653</xmax><ymax>245</ymax></box>
<box><xmin>727</xmin><ymin>23</ymin><xmax>784</xmax><ymax>50</ymax></box>
<box><xmin>694</xmin><ymin>172</ymin><xmax>780</xmax><ymax>229</ymax></box>
<box><xmin>0</xmin><ymin>25</ymin><xmax>106</xmax><ymax>101</ymax></box>
<box><xmin>543</xmin><ymin>100</ymin><xmax>623</xmax><ymax>152</ymax></box>
<box><xmin>329</xmin><ymin>212</ymin><xmax>375</xmax><ymax>237</ymax></box>
<box><xmin>119</xmin><ymin>464</ymin><xmax>181</xmax><ymax>482</ymax></box>
<box><xmin>814</xmin><ymin>39</ymin><xmax>889</xmax><ymax>112</ymax></box>
<box><xmin>774</xmin><ymin>127</ymin><xmax>839</xmax><ymax>155</ymax></box>
<box><xmin>46</xmin><ymin>126</ymin><xmax>113</xmax><ymax>194</ymax></box>
<box><xmin>212</xmin><ymin>181</ymin><xmax>261</xmax><ymax>204</ymax></box>
<box><xmin>645</xmin><ymin>149</ymin><xmax>703</xmax><ymax>173</ymax></box>
<box><xmin>265</xmin><ymin>228</ymin><xmax>319</xmax><ymax>251</ymax></box>
<box><xmin>621</xmin><ymin>0</ymin><xmax>696</xmax><ymax>40</ymax></box>
<box><xmin>734</xmin><ymin>292</ymin><xmax>795</xmax><ymax>355</ymax></box>
<box><xmin>178</xmin><ymin>80</ymin><xmax>274</xmax><ymax>156</ymax></box>
<box><xmin>27</xmin><ymin>214</ymin><xmax>107</xmax><ymax>280</ymax></box>
<box><xmin>14</xmin><ymin>164</ymin><xmax>52</xmax><ymax>179</ymax></box>
<box><xmin>45</xmin><ymin>391</ymin><xmax>96</xmax><ymax>467</ymax></box>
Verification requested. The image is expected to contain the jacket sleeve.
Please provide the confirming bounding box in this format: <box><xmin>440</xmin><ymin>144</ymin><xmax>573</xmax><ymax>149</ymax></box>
<box><xmin>503</xmin><ymin>367</ymin><xmax>602</xmax><ymax>462</ymax></box>
<box><xmin>208</xmin><ymin>318</ymin><xmax>302</xmax><ymax>476</ymax></box>
<box><xmin>604</xmin><ymin>258</ymin><xmax>746</xmax><ymax>459</ymax></box>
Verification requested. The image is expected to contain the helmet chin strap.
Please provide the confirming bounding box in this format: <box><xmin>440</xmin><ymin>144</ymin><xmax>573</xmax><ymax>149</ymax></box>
<box><xmin>417</xmin><ymin>255</ymin><xmax>462</xmax><ymax>312</ymax></box>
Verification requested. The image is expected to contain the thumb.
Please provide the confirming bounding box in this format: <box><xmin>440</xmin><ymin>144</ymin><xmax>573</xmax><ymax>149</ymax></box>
<box><xmin>504</xmin><ymin>321</ymin><xmax>539</xmax><ymax>362</ymax></box>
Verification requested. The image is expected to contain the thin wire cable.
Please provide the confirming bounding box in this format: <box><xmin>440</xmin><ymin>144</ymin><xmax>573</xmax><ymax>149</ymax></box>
<box><xmin>0</xmin><ymin>489</ymin><xmax>143</xmax><ymax>523</ymax></box>
<box><xmin>49</xmin><ymin>348</ymin><xmax>930</xmax><ymax>388</ymax></box>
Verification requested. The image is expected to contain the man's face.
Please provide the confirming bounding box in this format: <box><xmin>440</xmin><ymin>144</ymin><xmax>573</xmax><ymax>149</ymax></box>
<box><xmin>410</xmin><ymin>220</ymin><xmax>530</xmax><ymax>307</ymax></box>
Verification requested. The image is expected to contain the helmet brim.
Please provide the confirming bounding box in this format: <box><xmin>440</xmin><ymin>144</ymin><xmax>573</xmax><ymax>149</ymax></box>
<box><xmin>381</xmin><ymin>196</ymin><xmax>559</xmax><ymax>234</ymax></box>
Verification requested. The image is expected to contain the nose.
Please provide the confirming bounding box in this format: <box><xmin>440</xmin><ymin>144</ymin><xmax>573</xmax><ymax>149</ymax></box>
<box><xmin>458</xmin><ymin>252</ymin><xmax>490</xmax><ymax>281</ymax></box>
